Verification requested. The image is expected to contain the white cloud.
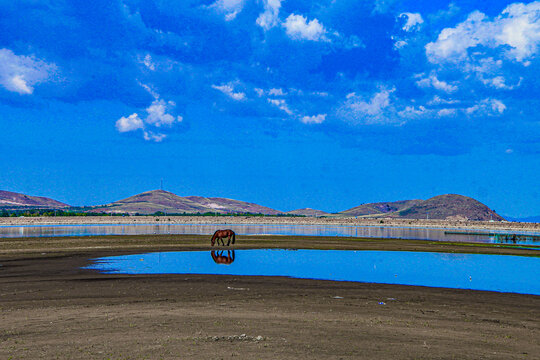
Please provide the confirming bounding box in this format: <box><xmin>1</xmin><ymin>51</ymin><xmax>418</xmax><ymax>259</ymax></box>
<box><xmin>400</xmin><ymin>12</ymin><xmax>424</xmax><ymax>32</ymax></box>
<box><xmin>212</xmin><ymin>84</ymin><xmax>246</xmax><ymax>101</ymax></box>
<box><xmin>416</xmin><ymin>73</ymin><xmax>458</xmax><ymax>93</ymax></box>
<box><xmin>426</xmin><ymin>2</ymin><xmax>540</xmax><ymax>64</ymax></box>
<box><xmin>254</xmin><ymin>88</ymin><xmax>264</xmax><ymax>97</ymax></box>
<box><xmin>437</xmin><ymin>108</ymin><xmax>457</xmax><ymax>117</ymax></box>
<box><xmin>339</xmin><ymin>87</ymin><xmax>396</xmax><ymax>124</ymax></box>
<box><xmin>283</xmin><ymin>14</ymin><xmax>326</xmax><ymax>41</ymax></box>
<box><xmin>312</xmin><ymin>91</ymin><xmax>329</xmax><ymax>97</ymax></box>
<box><xmin>138</xmin><ymin>81</ymin><xmax>159</xmax><ymax>99</ymax></box>
<box><xmin>466</xmin><ymin>98</ymin><xmax>506</xmax><ymax>115</ymax></box>
<box><xmin>256</xmin><ymin>0</ymin><xmax>282</xmax><ymax>30</ymax></box>
<box><xmin>301</xmin><ymin>114</ymin><xmax>326</xmax><ymax>124</ymax></box>
<box><xmin>116</xmin><ymin>98</ymin><xmax>182</xmax><ymax>141</ymax></box>
<box><xmin>0</xmin><ymin>48</ymin><xmax>56</xmax><ymax>95</ymax></box>
<box><xmin>142</xmin><ymin>54</ymin><xmax>155</xmax><ymax>71</ymax></box>
<box><xmin>268</xmin><ymin>88</ymin><xmax>285</xmax><ymax>96</ymax></box>
<box><xmin>373</xmin><ymin>0</ymin><xmax>397</xmax><ymax>14</ymax></box>
<box><xmin>209</xmin><ymin>0</ymin><xmax>245</xmax><ymax>21</ymax></box>
<box><xmin>116</xmin><ymin>113</ymin><xmax>144</xmax><ymax>132</ymax></box>
<box><xmin>393</xmin><ymin>39</ymin><xmax>408</xmax><ymax>49</ymax></box>
<box><xmin>145</xmin><ymin>99</ymin><xmax>183</xmax><ymax>127</ymax></box>
<box><xmin>143</xmin><ymin>131</ymin><xmax>167</xmax><ymax>142</ymax></box>
<box><xmin>428</xmin><ymin>95</ymin><xmax>460</xmax><ymax>105</ymax></box>
<box><xmin>267</xmin><ymin>98</ymin><xmax>293</xmax><ymax>115</ymax></box>
<box><xmin>398</xmin><ymin>105</ymin><xmax>430</xmax><ymax>119</ymax></box>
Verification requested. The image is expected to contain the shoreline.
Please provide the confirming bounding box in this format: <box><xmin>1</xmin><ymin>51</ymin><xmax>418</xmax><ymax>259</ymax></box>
<box><xmin>1</xmin><ymin>215</ymin><xmax>540</xmax><ymax>233</ymax></box>
<box><xmin>1</xmin><ymin>236</ymin><xmax>539</xmax><ymax>359</ymax></box>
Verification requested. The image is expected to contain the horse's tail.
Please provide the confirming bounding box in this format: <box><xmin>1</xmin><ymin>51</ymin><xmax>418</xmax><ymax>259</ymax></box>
<box><xmin>211</xmin><ymin>230</ymin><xmax>219</xmax><ymax>246</ymax></box>
<box><xmin>232</xmin><ymin>231</ymin><xmax>235</xmax><ymax>244</ymax></box>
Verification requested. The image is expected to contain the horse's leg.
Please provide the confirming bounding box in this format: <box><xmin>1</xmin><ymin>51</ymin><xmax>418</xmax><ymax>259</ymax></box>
<box><xmin>219</xmin><ymin>237</ymin><xmax>225</xmax><ymax>246</ymax></box>
<box><xmin>227</xmin><ymin>235</ymin><xmax>231</xmax><ymax>246</ymax></box>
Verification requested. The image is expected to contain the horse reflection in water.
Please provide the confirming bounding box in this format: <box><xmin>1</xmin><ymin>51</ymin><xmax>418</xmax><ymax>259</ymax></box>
<box><xmin>211</xmin><ymin>250</ymin><xmax>235</xmax><ymax>265</ymax></box>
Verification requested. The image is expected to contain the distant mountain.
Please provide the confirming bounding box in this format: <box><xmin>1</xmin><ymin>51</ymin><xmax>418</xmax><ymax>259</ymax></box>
<box><xmin>393</xmin><ymin>194</ymin><xmax>504</xmax><ymax>221</ymax></box>
<box><xmin>0</xmin><ymin>190</ymin><xmax>69</xmax><ymax>209</ymax></box>
<box><xmin>92</xmin><ymin>190</ymin><xmax>282</xmax><ymax>215</ymax></box>
<box><xmin>286</xmin><ymin>208</ymin><xmax>330</xmax><ymax>217</ymax></box>
<box><xmin>341</xmin><ymin>194</ymin><xmax>504</xmax><ymax>221</ymax></box>
<box><xmin>340</xmin><ymin>200</ymin><xmax>423</xmax><ymax>217</ymax></box>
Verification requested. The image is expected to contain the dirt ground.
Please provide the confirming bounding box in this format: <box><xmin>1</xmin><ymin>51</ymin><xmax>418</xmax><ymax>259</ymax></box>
<box><xmin>1</xmin><ymin>235</ymin><xmax>539</xmax><ymax>359</ymax></box>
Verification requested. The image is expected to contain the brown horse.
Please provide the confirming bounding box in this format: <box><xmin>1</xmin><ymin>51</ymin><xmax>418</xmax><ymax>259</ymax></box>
<box><xmin>211</xmin><ymin>229</ymin><xmax>236</xmax><ymax>246</ymax></box>
<box><xmin>211</xmin><ymin>250</ymin><xmax>235</xmax><ymax>265</ymax></box>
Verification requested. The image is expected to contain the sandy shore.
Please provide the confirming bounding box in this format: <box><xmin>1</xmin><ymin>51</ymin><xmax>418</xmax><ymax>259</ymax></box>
<box><xmin>0</xmin><ymin>234</ymin><xmax>539</xmax><ymax>359</ymax></box>
<box><xmin>1</xmin><ymin>215</ymin><xmax>540</xmax><ymax>233</ymax></box>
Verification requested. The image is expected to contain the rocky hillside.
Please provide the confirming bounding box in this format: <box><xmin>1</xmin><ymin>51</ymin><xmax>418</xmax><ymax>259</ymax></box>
<box><xmin>0</xmin><ymin>190</ymin><xmax>69</xmax><ymax>209</ymax></box>
<box><xmin>391</xmin><ymin>194</ymin><xmax>504</xmax><ymax>221</ymax></box>
<box><xmin>340</xmin><ymin>200</ymin><xmax>423</xmax><ymax>217</ymax></box>
<box><xmin>286</xmin><ymin>208</ymin><xmax>330</xmax><ymax>217</ymax></box>
<box><xmin>93</xmin><ymin>190</ymin><xmax>282</xmax><ymax>215</ymax></box>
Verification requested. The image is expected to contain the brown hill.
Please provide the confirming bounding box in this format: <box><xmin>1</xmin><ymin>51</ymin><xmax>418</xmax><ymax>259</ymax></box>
<box><xmin>392</xmin><ymin>194</ymin><xmax>504</xmax><ymax>221</ymax></box>
<box><xmin>286</xmin><ymin>208</ymin><xmax>330</xmax><ymax>217</ymax></box>
<box><xmin>340</xmin><ymin>200</ymin><xmax>423</xmax><ymax>217</ymax></box>
<box><xmin>94</xmin><ymin>190</ymin><xmax>282</xmax><ymax>215</ymax></box>
<box><xmin>0</xmin><ymin>190</ymin><xmax>69</xmax><ymax>209</ymax></box>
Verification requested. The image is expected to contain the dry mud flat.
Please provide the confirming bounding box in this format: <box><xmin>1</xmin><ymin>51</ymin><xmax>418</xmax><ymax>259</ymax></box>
<box><xmin>0</xmin><ymin>235</ymin><xmax>539</xmax><ymax>359</ymax></box>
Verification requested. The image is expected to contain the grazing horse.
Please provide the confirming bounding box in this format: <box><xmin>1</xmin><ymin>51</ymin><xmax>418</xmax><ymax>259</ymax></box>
<box><xmin>211</xmin><ymin>229</ymin><xmax>236</xmax><ymax>246</ymax></box>
<box><xmin>211</xmin><ymin>250</ymin><xmax>235</xmax><ymax>265</ymax></box>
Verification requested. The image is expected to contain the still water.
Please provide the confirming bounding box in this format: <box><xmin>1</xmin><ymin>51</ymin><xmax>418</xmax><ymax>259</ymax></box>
<box><xmin>1</xmin><ymin>223</ymin><xmax>540</xmax><ymax>245</ymax></box>
<box><xmin>86</xmin><ymin>249</ymin><xmax>540</xmax><ymax>295</ymax></box>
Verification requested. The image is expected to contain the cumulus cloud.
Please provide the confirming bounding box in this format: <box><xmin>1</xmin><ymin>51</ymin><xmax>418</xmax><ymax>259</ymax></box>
<box><xmin>256</xmin><ymin>0</ymin><xmax>282</xmax><ymax>30</ymax></box>
<box><xmin>143</xmin><ymin>131</ymin><xmax>167</xmax><ymax>142</ymax></box>
<box><xmin>426</xmin><ymin>3</ymin><xmax>540</xmax><ymax>64</ymax></box>
<box><xmin>400</xmin><ymin>12</ymin><xmax>424</xmax><ymax>32</ymax></box>
<box><xmin>416</xmin><ymin>73</ymin><xmax>458</xmax><ymax>93</ymax></box>
<box><xmin>301</xmin><ymin>114</ymin><xmax>326</xmax><ymax>124</ymax></box>
<box><xmin>212</xmin><ymin>84</ymin><xmax>246</xmax><ymax>101</ymax></box>
<box><xmin>115</xmin><ymin>99</ymin><xmax>182</xmax><ymax>142</ymax></box>
<box><xmin>283</xmin><ymin>14</ymin><xmax>327</xmax><ymax>41</ymax></box>
<box><xmin>398</xmin><ymin>105</ymin><xmax>431</xmax><ymax>120</ymax></box>
<box><xmin>0</xmin><ymin>48</ymin><xmax>56</xmax><ymax>95</ymax></box>
<box><xmin>339</xmin><ymin>88</ymin><xmax>396</xmax><ymax>124</ymax></box>
<box><xmin>116</xmin><ymin>113</ymin><xmax>144</xmax><ymax>132</ymax></box>
<box><xmin>145</xmin><ymin>99</ymin><xmax>183</xmax><ymax>127</ymax></box>
<box><xmin>209</xmin><ymin>0</ymin><xmax>245</xmax><ymax>21</ymax></box>
<box><xmin>466</xmin><ymin>98</ymin><xmax>506</xmax><ymax>115</ymax></box>
<box><xmin>268</xmin><ymin>88</ymin><xmax>285</xmax><ymax>96</ymax></box>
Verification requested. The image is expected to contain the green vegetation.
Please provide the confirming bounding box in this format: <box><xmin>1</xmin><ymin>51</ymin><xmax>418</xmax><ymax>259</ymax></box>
<box><xmin>0</xmin><ymin>208</ymin><xmax>306</xmax><ymax>218</ymax></box>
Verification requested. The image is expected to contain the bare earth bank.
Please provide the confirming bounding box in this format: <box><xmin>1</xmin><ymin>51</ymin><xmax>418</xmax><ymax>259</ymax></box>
<box><xmin>0</xmin><ymin>235</ymin><xmax>538</xmax><ymax>359</ymax></box>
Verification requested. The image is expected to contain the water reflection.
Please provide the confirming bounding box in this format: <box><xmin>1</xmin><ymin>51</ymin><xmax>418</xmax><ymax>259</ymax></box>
<box><xmin>86</xmin><ymin>249</ymin><xmax>540</xmax><ymax>295</ymax></box>
<box><xmin>211</xmin><ymin>250</ymin><xmax>235</xmax><ymax>265</ymax></box>
<box><xmin>1</xmin><ymin>223</ymin><xmax>539</xmax><ymax>246</ymax></box>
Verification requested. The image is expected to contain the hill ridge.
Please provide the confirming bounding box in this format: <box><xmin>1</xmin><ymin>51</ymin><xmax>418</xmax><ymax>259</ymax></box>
<box><xmin>0</xmin><ymin>190</ymin><xmax>69</xmax><ymax>209</ymax></box>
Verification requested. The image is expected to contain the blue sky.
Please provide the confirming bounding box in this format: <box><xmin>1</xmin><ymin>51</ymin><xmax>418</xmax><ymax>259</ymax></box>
<box><xmin>1</xmin><ymin>0</ymin><xmax>539</xmax><ymax>217</ymax></box>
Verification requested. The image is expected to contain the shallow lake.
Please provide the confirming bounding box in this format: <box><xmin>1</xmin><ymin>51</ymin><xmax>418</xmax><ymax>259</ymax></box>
<box><xmin>2</xmin><ymin>223</ymin><xmax>540</xmax><ymax>246</ymax></box>
<box><xmin>86</xmin><ymin>249</ymin><xmax>540</xmax><ymax>295</ymax></box>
